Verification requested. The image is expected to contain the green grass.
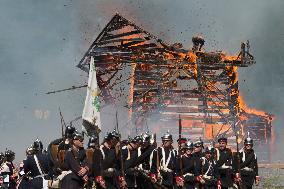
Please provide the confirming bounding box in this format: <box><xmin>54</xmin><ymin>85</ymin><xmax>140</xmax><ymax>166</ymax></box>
<box><xmin>261</xmin><ymin>175</ymin><xmax>283</xmax><ymax>189</ymax></box>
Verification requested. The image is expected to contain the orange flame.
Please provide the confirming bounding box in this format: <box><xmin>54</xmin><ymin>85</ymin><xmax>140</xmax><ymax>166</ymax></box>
<box><xmin>221</xmin><ymin>52</ymin><xmax>239</xmax><ymax>61</ymax></box>
<box><xmin>238</xmin><ymin>95</ymin><xmax>268</xmax><ymax>117</ymax></box>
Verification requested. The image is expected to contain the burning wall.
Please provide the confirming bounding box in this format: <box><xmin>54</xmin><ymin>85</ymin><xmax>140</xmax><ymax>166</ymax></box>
<box><xmin>78</xmin><ymin>14</ymin><xmax>274</xmax><ymax>161</ymax></box>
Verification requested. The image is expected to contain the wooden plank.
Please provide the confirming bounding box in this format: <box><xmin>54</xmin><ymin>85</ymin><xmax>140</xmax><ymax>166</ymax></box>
<box><xmin>101</xmin><ymin>30</ymin><xmax>142</xmax><ymax>41</ymax></box>
<box><xmin>98</xmin><ymin>38</ymin><xmax>145</xmax><ymax>45</ymax></box>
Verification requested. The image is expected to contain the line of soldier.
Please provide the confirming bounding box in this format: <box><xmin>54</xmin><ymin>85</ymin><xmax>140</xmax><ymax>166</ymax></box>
<box><xmin>0</xmin><ymin>126</ymin><xmax>260</xmax><ymax>189</ymax></box>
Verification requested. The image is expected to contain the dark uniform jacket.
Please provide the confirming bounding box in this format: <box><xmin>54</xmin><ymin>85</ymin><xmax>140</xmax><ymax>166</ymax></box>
<box><xmin>150</xmin><ymin>146</ymin><xmax>177</xmax><ymax>187</ymax></box>
<box><xmin>93</xmin><ymin>149</ymin><xmax>103</xmax><ymax>179</ymax></box>
<box><xmin>136</xmin><ymin>145</ymin><xmax>156</xmax><ymax>171</ymax></box>
<box><xmin>135</xmin><ymin>145</ymin><xmax>156</xmax><ymax>189</ymax></box>
<box><xmin>192</xmin><ymin>152</ymin><xmax>204</xmax><ymax>189</ymax></box>
<box><xmin>196</xmin><ymin>157</ymin><xmax>219</xmax><ymax>188</ymax></box>
<box><xmin>216</xmin><ymin>148</ymin><xmax>233</xmax><ymax>187</ymax></box>
<box><xmin>192</xmin><ymin>151</ymin><xmax>203</xmax><ymax>175</ymax></box>
<box><xmin>18</xmin><ymin>160</ymin><xmax>30</xmax><ymax>189</ymax></box>
<box><xmin>61</xmin><ymin>148</ymin><xmax>90</xmax><ymax>189</ymax></box>
<box><xmin>24</xmin><ymin>152</ymin><xmax>49</xmax><ymax>189</ymax></box>
<box><xmin>98</xmin><ymin>144</ymin><xmax>120</xmax><ymax>189</ymax></box>
<box><xmin>121</xmin><ymin>146</ymin><xmax>139</xmax><ymax>188</ymax></box>
<box><xmin>176</xmin><ymin>154</ymin><xmax>195</xmax><ymax>188</ymax></box>
<box><xmin>238</xmin><ymin>149</ymin><xmax>258</xmax><ymax>187</ymax></box>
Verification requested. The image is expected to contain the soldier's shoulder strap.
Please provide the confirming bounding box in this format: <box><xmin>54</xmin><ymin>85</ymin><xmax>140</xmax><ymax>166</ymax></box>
<box><xmin>216</xmin><ymin>148</ymin><xmax>220</xmax><ymax>161</ymax></box>
<box><xmin>251</xmin><ymin>149</ymin><xmax>257</xmax><ymax>160</ymax></box>
<box><xmin>201</xmin><ymin>156</ymin><xmax>206</xmax><ymax>165</ymax></box>
<box><xmin>99</xmin><ymin>145</ymin><xmax>106</xmax><ymax>160</ymax></box>
<box><xmin>172</xmin><ymin>148</ymin><xmax>178</xmax><ymax>157</ymax></box>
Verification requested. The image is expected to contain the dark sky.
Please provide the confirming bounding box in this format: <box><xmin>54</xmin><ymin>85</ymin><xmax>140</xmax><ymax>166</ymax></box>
<box><xmin>0</xmin><ymin>0</ymin><xmax>284</xmax><ymax>162</ymax></box>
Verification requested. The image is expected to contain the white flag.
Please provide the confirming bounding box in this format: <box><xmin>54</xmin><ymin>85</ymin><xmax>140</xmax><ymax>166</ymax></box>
<box><xmin>82</xmin><ymin>56</ymin><xmax>101</xmax><ymax>131</ymax></box>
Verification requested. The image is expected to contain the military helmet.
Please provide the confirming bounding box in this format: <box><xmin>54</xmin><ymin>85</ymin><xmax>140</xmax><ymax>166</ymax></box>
<box><xmin>244</xmin><ymin>132</ymin><xmax>253</xmax><ymax>146</ymax></box>
<box><xmin>104</xmin><ymin>132</ymin><xmax>110</xmax><ymax>140</ymax></box>
<box><xmin>5</xmin><ymin>150</ymin><xmax>15</xmax><ymax>159</ymax></box>
<box><xmin>106</xmin><ymin>129</ymin><xmax>120</xmax><ymax>140</ymax></box>
<box><xmin>217</xmin><ymin>134</ymin><xmax>227</xmax><ymax>143</ymax></box>
<box><xmin>33</xmin><ymin>139</ymin><xmax>43</xmax><ymax>152</ymax></box>
<box><xmin>205</xmin><ymin>145</ymin><xmax>215</xmax><ymax>154</ymax></box>
<box><xmin>161</xmin><ymin>130</ymin><xmax>173</xmax><ymax>141</ymax></box>
<box><xmin>121</xmin><ymin>139</ymin><xmax>129</xmax><ymax>146</ymax></box>
<box><xmin>88</xmin><ymin>135</ymin><xmax>98</xmax><ymax>148</ymax></box>
<box><xmin>177</xmin><ymin>138</ymin><xmax>187</xmax><ymax>145</ymax></box>
<box><xmin>141</xmin><ymin>132</ymin><xmax>151</xmax><ymax>143</ymax></box>
<box><xmin>72</xmin><ymin>130</ymin><xmax>84</xmax><ymax>141</ymax></box>
<box><xmin>194</xmin><ymin>138</ymin><xmax>203</xmax><ymax>148</ymax></box>
<box><xmin>129</xmin><ymin>135</ymin><xmax>142</xmax><ymax>144</ymax></box>
<box><xmin>65</xmin><ymin>125</ymin><xmax>76</xmax><ymax>139</ymax></box>
<box><xmin>184</xmin><ymin>140</ymin><xmax>194</xmax><ymax>149</ymax></box>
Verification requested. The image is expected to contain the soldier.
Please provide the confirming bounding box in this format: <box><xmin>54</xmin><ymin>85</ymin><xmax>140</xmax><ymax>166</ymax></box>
<box><xmin>135</xmin><ymin>132</ymin><xmax>156</xmax><ymax>189</ymax></box>
<box><xmin>23</xmin><ymin>139</ymin><xmax>50</xmax><ymax>189</ymax></box>
<box><xmin>235</xmin><ymin>133</ymin><xmax>260</xmax><ymax>189</ymax></box>
<box><xmin>192</xmin><ymin>138</ymin><xmax>204</xmax><ymax>189</ymax></box>
<box><xmin>215</xmin><ymin>135</ymin><xmax>233</xmax><ymax>189</ymax></box>
<box><xmin>192</xmin><ymin>138</ymin><xmax>203</xmax><ymax>158</ymax></box>
<box><xmin>177</xmin><ymin>138</ymin><xmax>188</xmax><ymax>156</ymax></box>
<box><xmin>0</xmin><ymin>150</ymin><xmax>17</xmax><ymax>189</ymax></box>
<box><xmin>98</xmin><ymin>130</ymin><xmax>121</xmax><ymax>189</ymax></box>
<box><xmin>57</xmin><ymin>125</ymin><xmax>82</xmax><ymax>173</ymax></box>
<box><xmin>58</xmin><ymin>125</ymin><xmax>76</xmax><ymax>151</ymax></box>
<box><xmin>150</xmin><ymin>131</ymin><xmax>177</xmax><ymax>189</ymax></box>
<box><xmin>176</xmin><ymin>140</ymin><xmax>195</xmax><ymax>189</ymax></box>
<box><xmin>122</xmin><ymin>135</ymin><xmax>142</xmax><ymax>189</ymax></box>
<box><xmin>196</xmin><ymin>146</ymin><xmax>221</xmax><ymax>189</ymax></box>
<box><xmin>26</xmin><ymin>145</ymin><xmax>35</xmax><ymax>156</ymax></box>
<box><xmin>136</xmin><ymin>133</ymin><xmax>154</xmax><ymax>171</ymax></box>
<box><xmin>17</xmin><ymin>145</ymin><xmax>36</xmax><ymax>189</ymax></box>
<box><xmin>17</xmin><ymin>161</ymin><xmax>29</xmax><ymax>189</ymax></box>
<box><xmin>61</xmin><ymin>130</ymin><xmax>91</xmax><ymax>189</ymax></box>
<box><xmin>86</xmin><ymin>135</ymin><xmax>106</xmax><ymax>189</ymax></box>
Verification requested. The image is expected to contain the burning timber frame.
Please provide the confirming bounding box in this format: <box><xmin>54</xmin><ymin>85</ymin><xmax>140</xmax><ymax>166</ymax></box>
<box><xmin>78</xmin><ymin>14</ymin><xmax>273</xmax><ymax>161</ymax></box>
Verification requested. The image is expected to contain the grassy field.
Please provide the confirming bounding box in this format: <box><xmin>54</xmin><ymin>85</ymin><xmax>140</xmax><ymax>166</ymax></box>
<box><xmin>254</xmin><ymin>168</ymin><xmax>284</xmax><ymax>188</ymax></box>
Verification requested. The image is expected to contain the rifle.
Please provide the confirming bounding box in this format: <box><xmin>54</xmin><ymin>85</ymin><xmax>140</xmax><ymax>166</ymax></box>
<box><xmin>178</xmin><ymin>115</ymin><xmax>183</xmax><ymax>174</ymax></box>
<box><xmin>178</xmin><ymin>115</ymin><xmax>185</xmax><ymax>189</ymax></box>
<box><xmin>200</xmin><ymin>155</ymin><xmax>204</xmax><ymax>189</ymax></box>
<box><xmin>115</xmin><ymin>111</ymin><xmax>127</xmax><ymax>189</ymax></box>
<box><xmin>155</xmin><ymin>134</ymin><xmax>162</xmax><ymax>184</ymax></box>
<box><xmin>59</xmin><ymin>107</ymin><xmax>66</xmax><ymax>138</ymax></box>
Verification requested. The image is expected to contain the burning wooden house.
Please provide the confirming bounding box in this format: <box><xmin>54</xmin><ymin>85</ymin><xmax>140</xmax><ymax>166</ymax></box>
<box><xmin>78</xmin><ymin>14</ymin><xmax>274</xmax><ymax>162</ymax></box>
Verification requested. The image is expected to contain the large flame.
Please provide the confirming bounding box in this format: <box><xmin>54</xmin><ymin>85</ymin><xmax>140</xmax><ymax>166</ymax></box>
<box><xmin>238</xmin><ymin>95</ymin><xmax>268</xmax><ymax>117</ymax></box>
